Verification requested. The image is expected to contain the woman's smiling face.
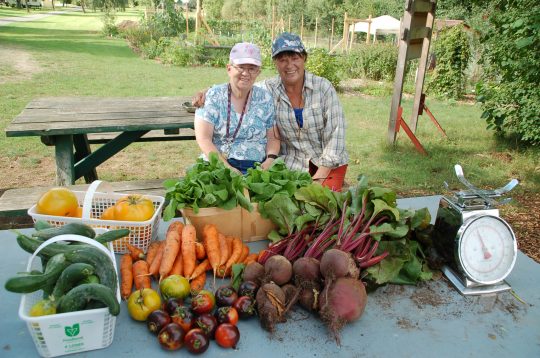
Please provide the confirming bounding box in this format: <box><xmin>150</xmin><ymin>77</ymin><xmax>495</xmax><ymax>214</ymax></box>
<box><xmin>273</xmin><ymin>52</ymin><xmax>306</xmax><ymax>86</ymax></box>
<box><xmin>227</xmin><ymin>64</ymin><xmax>260</xmax><ymax>91</ymax></box>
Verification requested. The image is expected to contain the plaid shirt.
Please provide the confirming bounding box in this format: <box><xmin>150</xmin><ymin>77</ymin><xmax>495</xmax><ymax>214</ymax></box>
<box><xmin>261</xmin><ymin>71</ymin><xmax>348</xmax><ymax>171</ymax></box>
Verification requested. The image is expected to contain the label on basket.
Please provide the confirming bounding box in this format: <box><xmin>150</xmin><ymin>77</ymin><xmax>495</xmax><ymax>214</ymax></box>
<box><xmin>39</xmin><ymin>314</ymin><xmax>106</xmax><ymax>356</ymax></box>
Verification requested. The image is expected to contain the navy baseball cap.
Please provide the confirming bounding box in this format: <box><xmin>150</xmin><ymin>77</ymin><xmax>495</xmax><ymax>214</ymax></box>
<box><xmin>271</xmin><ymin>32</ymin><xmax>306</xmax><ymax>58</ymax></box>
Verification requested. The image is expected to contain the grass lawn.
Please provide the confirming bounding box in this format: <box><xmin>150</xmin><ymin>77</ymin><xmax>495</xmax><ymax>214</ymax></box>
<box><xmin>1</xmin><ymin>8</ymin><xmax>539</xmax><ymax>197</ymax></box>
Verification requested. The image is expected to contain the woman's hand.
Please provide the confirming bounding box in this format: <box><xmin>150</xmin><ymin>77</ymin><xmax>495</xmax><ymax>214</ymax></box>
<box><xmin>260</xmin><ymin>158</ymin><xmax>274</xmax><ymax>170</ymax></box>
<box><xmin>192</xmin><ymin>90</ymin><xmax>208</xmax><ymax>108</ymax></box>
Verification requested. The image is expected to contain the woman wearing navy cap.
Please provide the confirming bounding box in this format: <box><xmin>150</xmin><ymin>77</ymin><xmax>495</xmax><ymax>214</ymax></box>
<box><xmin>194</xmin><ymin>42</ymin><xmax>280</xmax><ymax>174</ymax></box>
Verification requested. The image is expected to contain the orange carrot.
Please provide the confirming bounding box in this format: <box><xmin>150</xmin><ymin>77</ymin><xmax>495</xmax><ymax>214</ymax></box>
<box><xmin>190</xmin><ymin>272</ymin><xmax>206</xmax><ymax>294</ymax></box>
<box><xmin>219</xmin><ymin>237</ymin><xmax>243</xmax><ymax>277</ymax></box>
<box><xmin>125</xmin><ymin>243</ymin><xmax>145</xmax><ymax>261</ymax></box>
<box><xmin>132</xmin><ymin>260</ymin><xmax>151</xmax><ymax>290</ymax></box>
<box><xmin>169</xmin><ymin>250</ymin><xmax>184</xmax><ymax>277</ymax></box>
<box><xmin>182</xmin><ymin>225</ymin><xmax>197</xmax><ymax>279</ymax></box>
<box><xmin>145</xmin><ymin>241</ymin><xmax>161</xmax><ymax>267</ymax></box>
<box><xmin>159</xmin><ymin>222</ymin><xmax>184</xmax><ymax>279</ymax></box>
<box><xmin>195</xmin><ymin>242</ymin><xmax>206</xmax><ymax>260</ymax></box>
<box><xmin>218</xmin><ymin>233</ymin><xmax>230</xmax><ymax>266</ymax></box>
<box><xmin>120</xmin><ymin>254</ymin><xmax>133</xmax><ymax>300</ymax></box>
<box><xmin>202</xmin><ymin>224</ymin><xmax>220</xmax><ymax>278</ymax></box>
<box><xmin>238</xmin><ymin>244</ymin><xmax>250</xmax><ymax>264</ymax></box>
<box><xmin>243</xmin><ymin>253</ymin><xmax>259</xmax><ymax>265</ymax></box>
<box><xmin>148</xmin><ymin>241</ymin><xmax>165</xmax><ymax>278</ymax></box>
<box><xmin>189</xmin><ymin>258</ymin><xmax>212</xmax><ymax>280</ymax></box>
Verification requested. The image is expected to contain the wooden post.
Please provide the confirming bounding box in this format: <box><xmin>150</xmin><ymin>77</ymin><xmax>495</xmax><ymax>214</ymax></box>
<box><xmin>329</xmin><ymin>17</ymin><xmax>334</xmax><ymax>50</ymax></box>
<box><xmin>271</xmin><ymin>4</ymin><xmax>275</xmax><ymax>41</ymax></box>
<box><xmin>349</xmin><ymin>23</ymin><xmax>354</xmax><ymax>50</ymax></box>
<box><xmin>195</xmin><ymin>0</ymin><xmax>201</xmax><ymax>44</ymax></box>
<box><xmin>366</xmin><ymin>15</ymin><xmax>372</xmax><ymax>44</ymax></box>
<box><xmin>185</xmin><ymin>2</ymin><xmax>189</xmax><ymax>35</ymax></box>
<box><xmin>314</xmin><ymin>17</ymin><xmax>318</xmax><ymax>47</ymax></box>
<box><xmin>288</xmin><ymin>15</ymin><xmax>291</xmax><ymax>32</ymax></box>
<box><xmin>301</xmin><ymin>15</ymin><xmax>304</xmax><ymax>40</ymax></box>
<box><xmin>342</xmin><ymin>13</ymin><xmax>348</xmax><ymax>52</ymax></box>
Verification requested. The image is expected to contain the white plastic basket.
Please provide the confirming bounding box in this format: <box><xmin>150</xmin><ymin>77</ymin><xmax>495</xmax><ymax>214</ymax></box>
<box><xmin>18</xmin><ymin>232</ymin><xmax>120</xmax><ymax>357</ymax></box>
<box><xmin>28</xmin><ymin>180</ymin><xmax>165</xmax><ymax>253</ymax></box>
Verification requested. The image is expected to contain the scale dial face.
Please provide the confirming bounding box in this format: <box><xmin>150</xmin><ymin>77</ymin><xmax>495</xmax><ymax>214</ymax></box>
<box><xmin>457</xmin><ymin>215</ymin><xmax>517</xmax><ymax>285</ymax></box>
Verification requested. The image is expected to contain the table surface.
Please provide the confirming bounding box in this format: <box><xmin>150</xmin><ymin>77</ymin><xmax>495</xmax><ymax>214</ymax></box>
<box><xmin>1</xmin><ymin>196</ymin><xmax>539</xmax><ymax>357</ymax></box>
<box><xmin>5</xmin><ymin>97</ymin><xmax>195</xmax><ymax>137</ymax></box>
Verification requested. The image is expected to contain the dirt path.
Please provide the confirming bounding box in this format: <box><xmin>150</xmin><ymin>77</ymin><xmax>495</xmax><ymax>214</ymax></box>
<box><xmin>0</xmin><ymin>46</ymin><xmax>43</xmax><ymax>83</ymax></box>
<box><xmin>0</xmin><ymin>7</ymin><xmax>81</xmax><ymax>27</ymax></box>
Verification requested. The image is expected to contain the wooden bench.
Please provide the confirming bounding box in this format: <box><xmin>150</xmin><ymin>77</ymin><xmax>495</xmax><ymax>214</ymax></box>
<box><xmin>0</xmin><ymin>179</ymin><xmax>170</xmax><ymax>229</ymax></box>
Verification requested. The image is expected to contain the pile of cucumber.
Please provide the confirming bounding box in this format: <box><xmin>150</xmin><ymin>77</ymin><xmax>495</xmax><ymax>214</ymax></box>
<box><xmin>5</xmin><ymin>222</ymin><xmax>130</xmax><ymax>317</ymax></box>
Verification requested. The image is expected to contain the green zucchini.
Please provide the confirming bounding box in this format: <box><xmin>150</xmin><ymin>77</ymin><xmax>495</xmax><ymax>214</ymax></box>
<box><xmin>51</xmin><ymin>263</ymin><xmax>95</xmax><ymax>300</ymax></box>
<box><xmin>4</xmin><ymin>253</ymin><xmax>69</xmax><ymax>294</ymax></box>
<box><xmin>33</xmin><ymin>223</ymin><xmax>96</xmax><ymax>240</ymax></box>
<box><xmin>56</xmin><ymin>283</ymin><xmax>120</xmax><ymax>316</ymax></box>
<box><xmin>94</xmin><ymin>228</ymin><xmax>131</xmax><ymax>245</ymax></box>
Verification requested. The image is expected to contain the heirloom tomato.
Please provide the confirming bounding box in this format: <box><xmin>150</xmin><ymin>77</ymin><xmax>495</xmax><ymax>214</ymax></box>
<box><xmin>114</xmin><ymin>195</ymin><xmax>155</xmax><ymax>221</ymax></box>
<box><xmin>127</xmin><ymin>288</ymin><xmax>162</xmax><ymax>321</ymax></box>
<box><xmin>36</xmin><ymin>187</ymin><xmax>78</xmax><ymax>217</ymax></box>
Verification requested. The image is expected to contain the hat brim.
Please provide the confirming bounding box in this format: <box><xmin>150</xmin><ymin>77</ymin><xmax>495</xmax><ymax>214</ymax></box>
<box><xmin>271</xmin><ymin>47</ymin><xmax>305</xmax><ymax>58</ymax></box>
<box><xmin>231</xmin><ymin>58</ymin><xmax>262</xmax><ymax>67</ymax></box>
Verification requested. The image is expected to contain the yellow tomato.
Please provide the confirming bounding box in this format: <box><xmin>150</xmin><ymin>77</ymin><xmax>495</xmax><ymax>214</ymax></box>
<box><xmin>127</xmin><ymin>288</ymin><xmax>162</xmax><ymax>321</ymax></box>
<box><xmin>113</xmin><ymin>195</ymin><xmax>155</xmax><ymax>222</ymax></box>
<box><xmin>36</xmin><ymin>188</ymin><xmax>79</xmax><ymax>217</ymax></box>
<box><xmin>101</xmin><ymin>206</ymin><xmax>116</xmax><ymax>220</ymax></box>
<box><xmin>71</xmin><ymin>206</ymin><xmax>84</xmax><ymax>218</ymax></box>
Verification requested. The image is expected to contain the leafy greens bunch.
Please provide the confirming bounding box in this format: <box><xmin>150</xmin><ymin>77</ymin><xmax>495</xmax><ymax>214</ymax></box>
<box><xmin>162</xmin><ymin>152</ymin><xmax>252</xmax><ymax>220</ymax></box>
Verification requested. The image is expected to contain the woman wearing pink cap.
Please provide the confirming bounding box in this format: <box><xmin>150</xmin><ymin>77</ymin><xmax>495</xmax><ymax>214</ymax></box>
<box><xmin>194</xmin><ymin>42</ymin><xmax>280</xmax><ymax>174</ymax></box>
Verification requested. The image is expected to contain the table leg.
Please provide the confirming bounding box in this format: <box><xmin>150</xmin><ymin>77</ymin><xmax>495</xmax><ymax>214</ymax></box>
<box><xmin>73</xmin><ymin>134</ymin><xmax>98</xmax><ymax>183</ymax></box>
<box><xmin>54</xmin><ymin>135</ymin><xmax>75</xmax><ymax>186</ymax></box>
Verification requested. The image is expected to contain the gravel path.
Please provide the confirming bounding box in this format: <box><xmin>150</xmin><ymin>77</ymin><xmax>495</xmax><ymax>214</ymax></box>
<box><xmin>0</xmin><ymin>7</ymin><xmax>80</xmax><ymax>26</ymax></box>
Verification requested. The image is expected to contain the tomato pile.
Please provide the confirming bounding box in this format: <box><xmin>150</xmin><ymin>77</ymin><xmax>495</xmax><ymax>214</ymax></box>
<box><xmin>130</xmin><ymin>283</ymin><xmax>257</xmax><ymax>353</ymax></box>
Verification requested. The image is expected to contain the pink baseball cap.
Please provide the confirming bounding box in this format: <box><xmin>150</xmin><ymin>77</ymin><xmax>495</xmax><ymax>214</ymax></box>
<box><xmin>229</xmin><ymin>42</ymin><xmax>262</xmax><ymax>67</ymax></box>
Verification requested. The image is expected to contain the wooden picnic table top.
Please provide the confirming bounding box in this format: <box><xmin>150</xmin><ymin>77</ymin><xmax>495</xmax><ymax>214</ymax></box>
<box><xmin>5</xmin><ymin>96</ymin><xmax>195</xmax><ymax>137</ymax></box>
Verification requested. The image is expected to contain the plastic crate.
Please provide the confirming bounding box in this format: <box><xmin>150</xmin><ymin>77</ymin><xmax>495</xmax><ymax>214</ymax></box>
<box><xmin>28</xmin><ymin>180</ymin><xmax>165</xmax><ymax>253</ymax></box>
<box><xmin>18</xmin><ymin>233</ymin><xmax>120</xmax><ymax>357</ymax></box>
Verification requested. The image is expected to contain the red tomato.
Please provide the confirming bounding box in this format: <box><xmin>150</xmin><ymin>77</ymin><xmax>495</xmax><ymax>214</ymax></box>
<box><xmin>170</xmin><ymin>306</ymin><xmax>194</xmax><ymax>333</ymax></box>
<box><xmin>158</xmin><ymin>323</ymin><xmax>185</xmax><ymax>351</ymax></box>
<box><xmin>194</xmin><ymin>313</ymin><xmax>218</xmax><ymax>339</ymax></box>
<box><xmin>191</xmin><ymin>290</ymin><xmax>216</xmax><ymax>315</ymax></box>
<box><xmin>215</xmin><ymin>323</ymin><xmax>240</xmax><ymax>349</ymax></box>
<box><xmin>184</xmin><ymin>328</ymin><xmax>210</xmax><ymax>354</ymax></box>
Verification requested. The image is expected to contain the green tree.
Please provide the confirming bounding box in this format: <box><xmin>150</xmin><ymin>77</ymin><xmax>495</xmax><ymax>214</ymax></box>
<box><xmin>204</xmin><ymin>0</ymin><xmax>224</xmax><ymax>19</ymax></box>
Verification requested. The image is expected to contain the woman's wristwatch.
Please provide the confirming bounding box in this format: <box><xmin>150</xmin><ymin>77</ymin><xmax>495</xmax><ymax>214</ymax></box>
<box><xmin>266</xmin><ymin>154</ymin><xmax>278</xmax><ymax>160</ymax></box>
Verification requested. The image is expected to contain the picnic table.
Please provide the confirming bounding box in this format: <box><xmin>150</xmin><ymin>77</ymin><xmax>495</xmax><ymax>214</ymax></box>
<box><xmin>1</xmin><ymin>196</ymin><xmax>539</xmax><ymax>357</ymax></box>
<box><xmin>5</xmin><ymin>97</ymin><xmax>195</xmax><ymax>185</ymax></box>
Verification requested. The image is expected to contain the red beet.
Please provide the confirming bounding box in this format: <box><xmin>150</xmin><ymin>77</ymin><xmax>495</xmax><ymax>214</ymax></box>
<box><xmin>318</xmin><ymin>277</ymin><xmax>367</xmax><ymax>345</ymax></box>
<box><xmin>320</xmin><ymin>249</ymin><xmax>359</xmax><ymax>281</ymax></box>
<box><xmin>264</xmin><ymin>255</ymin><xmax>293</xmax><ymax>285</ymax></box>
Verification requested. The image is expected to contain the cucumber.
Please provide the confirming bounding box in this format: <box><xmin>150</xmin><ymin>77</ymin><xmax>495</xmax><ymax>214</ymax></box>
<box><xmin>77</xmin><ymin>274</ymin><xmax>100</xmax><ymax>285</ymax></box>
<box><xmin>34</xmin><ymin>220</ymin><xmax>54</xmax><ymax>231</ymax></box>
<box><xmin>51</xmin><ymin>263</ymin><xmax>95</xmax><ymax>300</ymax></box>
<box><xmin>4</xmin><ymin>253</ymin><xmax>69</xmax><ymax>294</ymax></box>
<box><xmin>94</xmin><ymin>229</ymin><xmax>131</xmax><ymax>245</ymax></box>
<box><xmin>56</xmin><ymin>283</ymin><xmax>120</xmax><ymax>316</ymax></box>
<box><xmin>33</xmin><ymin>223</ymin><xmax>96</xmax><ymax>240</ymax></box>
<box><xmin>64</xmin><ymin>246</ymin><xmax>118</xmax><ymax>293</ymax></box>
<box><xmin>15</xmin><ymin>234</ymin><xmax>117</xmax><ymax>292</ymax></box>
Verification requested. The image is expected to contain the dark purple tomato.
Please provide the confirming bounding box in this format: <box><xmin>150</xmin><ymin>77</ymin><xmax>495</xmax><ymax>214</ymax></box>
<box><xmin>233</xmin><ymin>296</ymin><xmax>256</xmax><ymax>319</ymax></box>
<box><xmin>163</xmin><ymin>297</ymin><xmax>183</xmax><ymax>316</ymax></box>
<box><xmin>215</xmin><ymin>306</ymin><xmax>239</xmax><ymax>325</ymax></box>
<box><xmin>184</xmin><ymin>328</ymin><xmax>210</xmax><ymax>354</ymax></box>
<box><xmin>194</xmin><ymin>313</ymin><xmax>218</xmax><ymax>339</ymax></box>
<box><xmin>214</xmin><ymin>286</ymin><xmax>238</xmax><ymax>307</ymax></box>
<box><xmin>171</xmin><ymin>305</ymin><xmax>194</xmax><ymax>333</ymax></box>
<box><xmin>147</xmin><ymin>309</ymin><xmax>171</xmax><ymax>335</ymax></box>
<box><xmin>238</xmin><ymin>280</ymin><xmax>258</xmax><ymax>298</ymax></box>
<box><xmin>158</xmin><ymin>323</ymin><xmax>185</xmax><ymax>351</ymax></box>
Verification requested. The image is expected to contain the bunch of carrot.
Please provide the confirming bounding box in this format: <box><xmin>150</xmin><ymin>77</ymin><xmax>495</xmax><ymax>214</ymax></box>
<box><xmin>120</xmin><ymin>222</ymin><xmax>258</xmax><ymax>300</ymax></box>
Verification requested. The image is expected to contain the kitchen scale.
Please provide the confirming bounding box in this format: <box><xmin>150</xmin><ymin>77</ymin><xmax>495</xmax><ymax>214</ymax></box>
<box><xmin>431</xmin><ymin>165</ymin><xmax>519</xmax><ymax>296</ymax></box>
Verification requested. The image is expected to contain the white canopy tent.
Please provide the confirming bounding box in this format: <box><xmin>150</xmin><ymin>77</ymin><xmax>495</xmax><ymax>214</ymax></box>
<box><xmin>351</xmin><ymin>15</ymin><xmax>401</xmax><ymax>41</ymax></box>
